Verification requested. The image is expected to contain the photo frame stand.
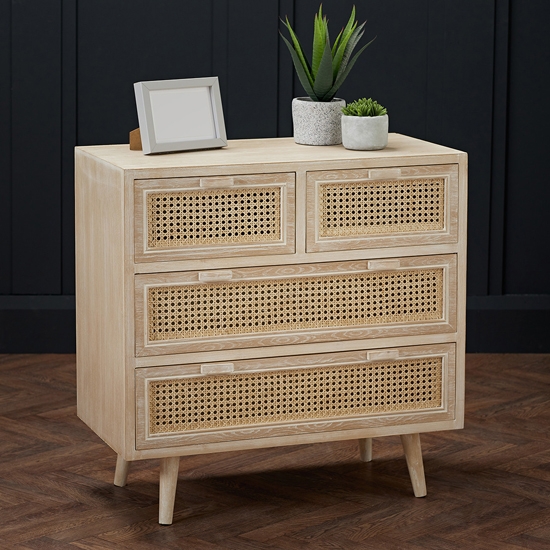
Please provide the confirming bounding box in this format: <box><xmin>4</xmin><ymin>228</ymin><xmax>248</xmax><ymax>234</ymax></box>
<box><xmin>129</xmin><ymin>128</ymin><xmax>143</xmax><ymax>151</ymax></box>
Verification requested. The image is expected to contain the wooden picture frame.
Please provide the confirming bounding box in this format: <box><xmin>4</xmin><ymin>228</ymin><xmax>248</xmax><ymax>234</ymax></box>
<box><xmin>134</xmin><ymin>77</ymin><xmax>227</xmax><ymax>154</ymax></box>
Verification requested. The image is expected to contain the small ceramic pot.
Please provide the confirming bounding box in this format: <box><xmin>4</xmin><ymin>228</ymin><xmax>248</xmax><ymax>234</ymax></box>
<box><xmin>341</xmin><ymin>114</ymin><xmax>389</xmax><ymax>150</ymax></box>
<box><xmin>292</xmin><ymin>97</ymin><xmax>346</xmax><ymax>146</ymax></box>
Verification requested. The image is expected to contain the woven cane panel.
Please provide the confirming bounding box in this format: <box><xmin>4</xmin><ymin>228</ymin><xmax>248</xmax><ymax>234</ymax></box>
<box><xmin>148</xmin><ymin>357</ymin><xmax>443</xmax><ymax>434</ymax></box>
<box><xmin>146</xmin><ymin>187</ymin><xmax>281</xmax><ymax>249</ymax></box>
<box><xmin>318</xmin><ymin>178</ymin><xmax>445</xmax><ymax>237</ymax></box>
<box><xmin>147</xmin><ymin>269</ymin><xmax>443</xmax><ymax>342</ymax></box>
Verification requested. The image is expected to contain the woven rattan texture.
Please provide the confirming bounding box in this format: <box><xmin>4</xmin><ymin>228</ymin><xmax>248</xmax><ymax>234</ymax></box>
<box><xmin>318</xmin><ymin>178</ymin><xmax>445</xmax><ymax>237</ymax></box>
<box><xmin>147</xmin><ymin>358</ymin><xmax>443</xmax><ymax>434</ymax></box>
<box><xmin>146</xmin><ymin>187</ymin><xmax>281</xmax><ymax>249</ymax></box>
<box><xmin>147</xmin><ymin>269</ymin><xmax>443</xmax><ymax>342</ymax></box>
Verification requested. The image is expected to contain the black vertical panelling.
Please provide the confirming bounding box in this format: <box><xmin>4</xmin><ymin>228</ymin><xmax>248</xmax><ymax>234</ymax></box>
<box><xmin>212</xmin><ymin>0</ymin><xmax>228</xmax><ymax>117</ymax></box>
<box><xmin>12</xmin><ymin>0</ymin><xmax>62</xmax><ymax>294</ymax></box>
<box><xmin>225</xmin><ymin>1</ymin><xmax>279</xmax><ymax>139</ymax></box>
<box><xmin>504</xmin><ymin>0</ymin><xmax>550</xmax><ymax>294</ymax></box>
<box><xmin>488</xmin><ymin>0</ymin><xmax>510</xmax><ymax>296</ymax></box>
<box><xmin>0</xmin><ymin>0</ymin><xmax>11</xmax><ymax>294</ymax></box>
<box><xmin>62</xmin><ymin>1</ymin><xmax>77</xmax><ymax>295</ymax></box>
<box><xmin>277</xmin><ymin>0</ymin><xmax>294</xmax><ymax>137</ymax></box>
<box><xmin>427</xmin><ymin>0</ymin><xmax>495</xmax><ymax>297</ymax></box>
<box><xmin>78</xmin><ymin>1</ymin><xmax>213</xmax><ymax>146</ymax></box>
<box><xmin>290</xmin><ymin>0</ymin><xmax>428</xmax><ymax>137</ymax></box>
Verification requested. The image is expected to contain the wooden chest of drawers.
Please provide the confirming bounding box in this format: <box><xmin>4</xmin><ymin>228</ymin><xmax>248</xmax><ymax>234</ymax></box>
<box><xmin>75</xmin><ymin>135</ymin><xmax>467</xmax><ymax>524</ymax></box>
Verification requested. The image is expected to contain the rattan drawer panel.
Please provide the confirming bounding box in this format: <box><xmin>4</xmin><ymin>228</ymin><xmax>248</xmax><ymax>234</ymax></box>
<box><xmin>135</xmin><ymin>255</ymin><xmax>457</xmax><ymax>356</ymax></box>
<box><xmin>307</xmin><ymin>164</ymin><xmax>458</xmax><ymax>252</ymax></box>
<box><xmin>135</xmin><ymin>343</ymin><xmax>456</xmax><ymax>449</ymax></box>
<box><xmin>134</xmin><ymin>173</ymin><xmax>295</xmax><ymax>262</ymax></box>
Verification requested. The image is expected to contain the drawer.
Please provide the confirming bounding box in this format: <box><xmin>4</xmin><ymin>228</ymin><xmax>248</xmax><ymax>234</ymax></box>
<box><xmin>307</xmin><ymin>164</ymin><xmax>458</xmax><ymax>252</ymax></box>
<box><xmin>135</xmin><ymin>255</ymin><xmax>457</xmax><ymax>356</ymax></box>
<box><xmin>135</xmin><ymin>343</ymin><xmax>456</xmax><ymax>449</ymax></box>
<box><xmin>134</xmin><ymin>173</ymin><xmax>295</xmax><ymax>262</ymax></box>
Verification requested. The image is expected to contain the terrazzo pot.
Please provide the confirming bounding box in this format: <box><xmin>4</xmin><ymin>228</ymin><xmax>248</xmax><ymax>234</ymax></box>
<box><xmin>341</xmin><ymin>114</ymin><xmax>389</xmax><ymax>150</ymax></box>
<box><xmin>292</xmin><ymin>97</ymin><xmax>346</xmax><ymax>146</ymax></box>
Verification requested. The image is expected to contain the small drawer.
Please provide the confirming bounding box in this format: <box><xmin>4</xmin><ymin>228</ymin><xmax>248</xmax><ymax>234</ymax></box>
<box><xmin>134</xmin><ymin>173</ymin><xmax>295</xmax><ymax>262</ymax></box>
<box><xmin>307</xmin><ymin>164</ymin><xmax>458</xmax><ymax>252</ymax></box>
<box><xmin>135</xmin><ymin>254</ymin><xmax>457</xmax><ymax>356</ymax></box>
<box><xmin>135</xmin><ymin>343</ymin><xmax>456</xmax><ymax>449</ymax></box>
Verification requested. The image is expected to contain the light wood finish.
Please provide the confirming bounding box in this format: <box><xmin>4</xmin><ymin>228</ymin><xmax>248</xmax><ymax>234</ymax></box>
<box><xmin>159</xmin><ymin>456</ymin><xmax>180</xmax><ymax>525</ymax></box>
<box><xmin>134</xmin><ymin>172</ymin><xmax>295</xmax><ymax>262</ymax></box>
<box><xmin>306</xmin><ymin>164</ymin><xmax>459</xmax><ymax>253</ymax></box>
<box><xmin>75</xmin><ymin>135</ymin><xmax>467</xmax><ymax>524</ymax></box>
<box><xmin>358</xmin><ymin>438</ymin><xmax>373</xmax><ymax>462</ymax></box>
<box><xmin>134</xmin><ymin>254</ymin><xmax>457</xmax><ymax>357</ymax></box>
<box><xmin>113</xmin><ymin>454</ymin><xmax>130</xmax><ymax>487</ymax></box>
<box><xmin>400</xmin><ymin>433</ymin><xmax>428</xmax><ymax>497</ymax></box>
<box><xmin>135</xmin><ymin>343</ymin><xmax>456</xmax><ymax>451</ymax></box>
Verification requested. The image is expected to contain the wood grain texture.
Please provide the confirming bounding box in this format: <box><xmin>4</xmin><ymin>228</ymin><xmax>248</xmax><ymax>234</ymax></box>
<box><xmin>134</xmin><ymin>343</ymin><xmax>456</xmax><ymax>452</ymax></box>
<box><xmin>76</xmin><ymin>135</ymin><xmax>466</xmax><ymax>524</ymax></box>
<box><xmin>133</xmin><ymin>173</ymin><xmax>295</xmax><ymax>262</ymax></box>
<box><xmin>75</xmin><ymin>150</ymin><xmax>127</xmax><ymax>454</ymax></box>
<box><xmin>306</xmin><ymin>164</ymin><xmax>460</xmax><ymax>253</ymax></box>
<box><xmin>0</xmin><ymin>353</ymin><xmax>549</xmax><ymax>548</ymax></box>
<box><xmin>134</xmin><ymin>255</ymin><xmax>457</xmax><ymax>357</ymax></box>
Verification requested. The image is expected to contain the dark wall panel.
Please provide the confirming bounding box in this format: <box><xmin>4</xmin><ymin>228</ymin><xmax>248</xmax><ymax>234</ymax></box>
<box><xmin>225</xmin><ymin>0</ymin><xmax>280</xmax><ymax>139</ymax></box>
<box><xmin>0</xmin><ymin>0</ymin><xmax>11</xmax><ymax>294</ymax></box>
<box><xmin>62</xmin><ymin>1</ymin><xmax>77</xmax><ymax>295</ymax></box>
<box><xmin>504</xmin><ymin>0</ymin><xmax>550</xmax><ymax>294</ymax></box>
<box><xmin>11</xmin><ymin>0</ymin><xmax>63</xmax><ymax>295</ymax></box>
<box><xmin>426</xmin><ymin>0</ymin><xmax>495</xmax><ymax>297</ymax></box>
<box><xmin>2</xmin><ymin>1</ymin><xmax>550</xmax><ymax>353</ymax></box>
<box><xmin>78</xmin><ymin>0</ymin><xmax>213</xmax><ymax>146</ymax></box>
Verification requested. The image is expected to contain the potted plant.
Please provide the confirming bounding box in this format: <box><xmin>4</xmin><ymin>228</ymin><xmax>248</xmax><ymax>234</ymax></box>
<box><xmin>280</xmin><ymin>5</ymin><xmax>374</xmax><ymax>146</ymax></box>
<box><xmin>341</xmin><ymin>97</ymin><xmax>388</xmax><ymax>150</ymax></box>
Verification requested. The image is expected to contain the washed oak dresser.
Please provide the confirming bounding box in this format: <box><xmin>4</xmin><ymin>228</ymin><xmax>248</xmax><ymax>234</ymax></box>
<box><xmin>75</xmin><ymin>134</ymin><xmax>467</xmax><ymax>524</ymax></box>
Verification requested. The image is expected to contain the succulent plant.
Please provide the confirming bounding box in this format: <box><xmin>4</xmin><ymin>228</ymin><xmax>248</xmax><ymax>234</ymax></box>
<box><xmin>342</xmin><ymin>97</ymin><xmax>387</xmax><ymax>117</ymax></box>
<box><xmin>280</xmin><ymin>4</ymin><xmax>375</xmax><ymax>102</ymax></box>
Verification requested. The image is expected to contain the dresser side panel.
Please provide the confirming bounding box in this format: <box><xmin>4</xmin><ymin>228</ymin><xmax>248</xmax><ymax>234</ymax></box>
<box><xmin>75</xmin><ymin>149</ymin><xmax>127</xmax><ymax>454</ymax></box>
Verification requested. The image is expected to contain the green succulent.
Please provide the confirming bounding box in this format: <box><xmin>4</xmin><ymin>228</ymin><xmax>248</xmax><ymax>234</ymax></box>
<box><xmin>280</xmin><ymin>5</ymin><xmax>375</xmax><ymax>102</ymax></box>
<box><xmin>342</xmin><ymin>97</ymin><xmax>388</xmax><ymax>117</ymax></box>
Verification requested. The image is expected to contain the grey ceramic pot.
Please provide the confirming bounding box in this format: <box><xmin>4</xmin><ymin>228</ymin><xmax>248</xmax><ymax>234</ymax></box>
<box><xmin>341</xmin><ymin>114</ymin><xmax>389</xmax><ymax>150</ymax></box>
<box><xmin>292</xmin><ymin>97</ymin><xmax>346</xmax><ymax>146</ymax></box>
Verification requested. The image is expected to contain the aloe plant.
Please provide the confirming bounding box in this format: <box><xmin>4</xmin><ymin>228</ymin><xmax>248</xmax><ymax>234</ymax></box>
<box><xmin>280</xmin><ymin>4</ymin><xmax>375</xmax><ymax>102</ymax></box>
<box><xmin>342</xmin><ymin>97</ymin><xmax>387</xmax><ymax>117</ymax></box>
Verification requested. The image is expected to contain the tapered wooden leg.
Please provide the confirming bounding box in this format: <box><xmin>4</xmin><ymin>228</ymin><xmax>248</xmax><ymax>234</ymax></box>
<box><xmin>358</xmin><ymin>438</ymin><xmax>373</xmax><ymax>462</ymax></box>
<box><xmin>400</xmin><ymin>433</ymin><xmax>427</xmax><ymax>497</ymax></box>
<box><xmin>114</xmin><ymin>455</ymin><xmax>131</xmax><ymax>487</ymax></box>
<box><xmin>159</xmin><ymin>456</ymin><xmax>180</xmax><ymax>525</ymax></box>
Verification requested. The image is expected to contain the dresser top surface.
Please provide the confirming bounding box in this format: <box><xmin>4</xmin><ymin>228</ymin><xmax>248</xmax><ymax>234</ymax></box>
<box><xmin>76</xmin><ymin>134</ymin><xmax>465</xmax><ymax>171</ymax></box>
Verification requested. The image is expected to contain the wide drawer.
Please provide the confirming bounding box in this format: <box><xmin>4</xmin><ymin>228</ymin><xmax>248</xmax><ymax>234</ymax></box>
<box><xmin>307</xmin><ymin>164</ymin><xmax>458</xmax><ymax>252</ymax></box>
<box><xmin>134</xmin><ymin>173</ymin><xmax>295</xmax><ymax>262</ymax></box>
<box><xmin>135</xmin><ymin>343</ymin><xmax>456</xmax><ymax>450</ymax></box>
<box><xmin>135</xmin><ymin>255</ymin><xmax>457</xmax><ymax>356</ymax></box>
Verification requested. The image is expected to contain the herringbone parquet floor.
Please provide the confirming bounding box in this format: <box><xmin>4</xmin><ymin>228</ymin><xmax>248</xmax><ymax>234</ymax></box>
<box><xmin>0</xmin><ymin>354</ymin><xmax>549</xmax><ymax>549</ymax></box>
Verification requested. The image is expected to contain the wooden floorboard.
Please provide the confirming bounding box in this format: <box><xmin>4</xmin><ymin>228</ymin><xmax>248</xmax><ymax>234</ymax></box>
<box><xmin>0</xmin><ymin>353</ymin><xmax>549</xmax><ymax>549</ymax></box>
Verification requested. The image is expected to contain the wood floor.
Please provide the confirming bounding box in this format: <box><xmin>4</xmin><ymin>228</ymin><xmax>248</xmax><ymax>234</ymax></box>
<box><xmin>0</xmin><ymin>354</ymin><xmax>549</xmax><ymax>549</ymax></box>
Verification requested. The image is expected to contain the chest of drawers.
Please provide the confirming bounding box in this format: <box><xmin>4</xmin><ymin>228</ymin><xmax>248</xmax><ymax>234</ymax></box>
<box><xmin>75</xmin><ymin>134</ymin><xmax>467</xmax><ymax>524</ymax></box>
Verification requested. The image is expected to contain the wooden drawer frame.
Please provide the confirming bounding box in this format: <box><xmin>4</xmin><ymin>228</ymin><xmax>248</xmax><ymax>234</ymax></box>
<box><xmin>135</xmin><ymin>343</ymin><xmax>456</xmax><ymax>450</ymax></box>
<box><xmin>134</xmin><ymin>172</ymin><xmax>295</xmax><ymax>262</ymax></box>
<box><xmin>135</xmin><ymin>255</ymin><xmax>457</xmax><ymax>357</ymax></box>
<box><xmin>307</xmin><ymin>164</ymin><xmax>458</xmax><ymax>252</ymax></box>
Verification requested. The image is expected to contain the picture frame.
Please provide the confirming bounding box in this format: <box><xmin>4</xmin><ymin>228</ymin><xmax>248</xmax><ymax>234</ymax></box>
<box><xmin>134</xmin><ymin>77</ymin><xmax>227</xmax><ymax>154</ymax></box>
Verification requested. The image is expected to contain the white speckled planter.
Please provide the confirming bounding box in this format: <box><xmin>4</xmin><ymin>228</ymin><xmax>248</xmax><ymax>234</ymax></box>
<box><xmin>292</xmin><ymin>97</ymin><xmax>346</xmax><ymax>146</ymax></box>
<box><xmin>341</xmin><ymin>114</ymin><xmax>389</xmax><ymax>151</ymax></box>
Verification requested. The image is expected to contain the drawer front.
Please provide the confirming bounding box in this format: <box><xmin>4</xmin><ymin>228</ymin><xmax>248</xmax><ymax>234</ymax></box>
<box><xmin>135</xmin><ymin>343</ymin><xmax>456</xmax><ymax>449</ymax></box>
<box><xmin>307</xmin><ymin>164</ymin><xmax>458</xmax><ymax>252</ymax></box>
<box><xmin>134</xmin><ymin>173</ymin><xmax>295</xmax><ymax>262</ymax></box>
<box><xmin>135</xmin><ymin>255</ymin><xmax>456</xmax><ymax>356</ymax></box>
